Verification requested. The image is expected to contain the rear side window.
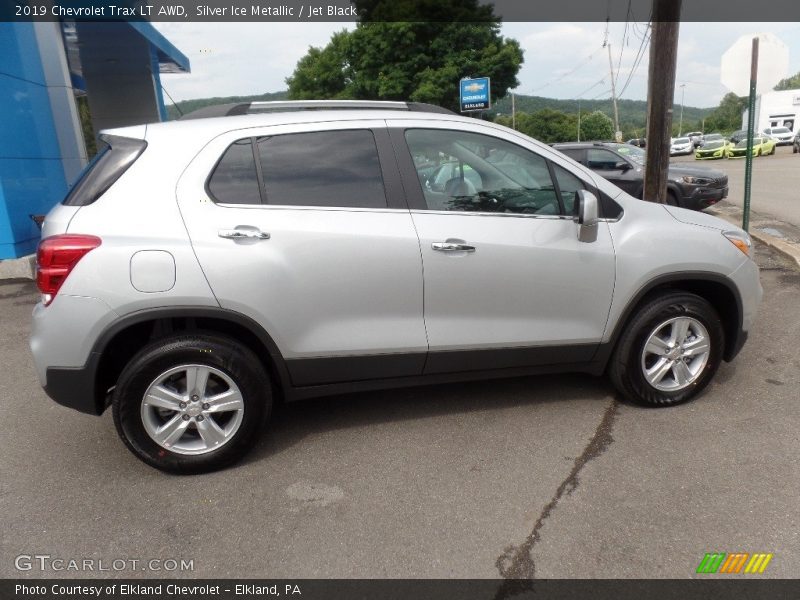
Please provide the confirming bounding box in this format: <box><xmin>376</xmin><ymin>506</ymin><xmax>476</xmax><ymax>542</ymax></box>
<box><xmin>257</xmin><ymin>130</ymin><xmax>387</xmax><ymax>209</ymax></box>
<box><xmin>208</xmin><ymin>130</ymin><xmax>387</xmax><ymax>209</ymax></box>
<box><xmin>63</xmin><ymin>135</ymin><xmax>147</xmax><ymax>206</ymax></box>
<box><xmin>207</xmin><ymin>139</ymin><xmax>261</xmax><ymax>205</ymax></box>
<box><xmin>557</xmin><ymin>148</ymin><xmax>584</xmax><ymax>163</ymax></box>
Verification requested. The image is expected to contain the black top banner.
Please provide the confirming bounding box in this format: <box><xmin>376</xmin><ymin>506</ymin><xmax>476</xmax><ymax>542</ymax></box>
<box><xmin>2</xmin><ymin>0</ymin><xmax>800</xmax><ymax>22</ymax></box>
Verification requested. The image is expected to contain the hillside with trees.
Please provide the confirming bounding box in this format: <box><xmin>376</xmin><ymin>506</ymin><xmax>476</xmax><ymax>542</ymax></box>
<box><xmin>491</xmin><ymin>94</ymin><xmax>713</xmax><ymax>141</ymax></box>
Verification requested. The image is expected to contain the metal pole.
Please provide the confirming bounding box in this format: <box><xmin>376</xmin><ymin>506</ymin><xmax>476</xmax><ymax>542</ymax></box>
<box><xmin>743</xmin><ymin>37</ymin><xmax>759</xmax><ymax>232</ymax></box>
<box><xmin>577</xmin><ymin>98</ymin><xmax>581</xmax><ymax>141</ymax></box>
<box><xmin>679</xmin><ymin>84</ymin><xmax>685</xmax><ymax>136</ymax></box>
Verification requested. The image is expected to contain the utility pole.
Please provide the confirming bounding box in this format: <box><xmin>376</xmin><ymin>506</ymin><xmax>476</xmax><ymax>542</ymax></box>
<box><xmin>577</xmin><ymin>98</ymin><xmax>581</xmax><ymax>141</ymax></box>
<box><xmin>607</xmin><ymin>43</ymin><xmax>621</xmax><ymax>141</ymax></box>
<box><xmin>678</xmin><ymin>83</ymin><xmax>685</xmax><ymax>136</ymax></box>
<box><xmin>644</xmin><ymin>0</ymin><xmax>681</xmax><ymax>204</ymax></box>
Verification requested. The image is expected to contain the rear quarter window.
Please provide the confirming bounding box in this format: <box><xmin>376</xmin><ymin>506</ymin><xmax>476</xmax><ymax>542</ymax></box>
<box><xmin>62</xmin><ymin>135</ymin><xmax>147</xmax><ymax>206</ymax></box>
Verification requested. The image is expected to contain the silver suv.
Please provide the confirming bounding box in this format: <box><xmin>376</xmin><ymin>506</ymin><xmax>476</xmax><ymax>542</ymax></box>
<box><xmin>30</xmin><ymin>101</ymin><xmax>762</xmax><ymax>473</ymax></box>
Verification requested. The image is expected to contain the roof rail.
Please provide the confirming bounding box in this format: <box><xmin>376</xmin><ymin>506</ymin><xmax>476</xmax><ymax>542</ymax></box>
<box><xmin>180</xmin><ymin>100</ymin><xmax>455</xmax><ymax>120</ymax></box>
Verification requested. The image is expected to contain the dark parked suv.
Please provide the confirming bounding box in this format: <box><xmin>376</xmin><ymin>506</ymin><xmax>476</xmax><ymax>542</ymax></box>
<box><xmin>553</xmin><ymin>142</ymin><xmax>728</xmax><ymax>211</ymax></box>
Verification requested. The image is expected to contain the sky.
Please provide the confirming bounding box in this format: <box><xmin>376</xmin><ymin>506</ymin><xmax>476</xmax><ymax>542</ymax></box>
<box><xmin>153</xmin><ymin>21</ymin><xmax>800</xmax><ymax>109</ymax></box>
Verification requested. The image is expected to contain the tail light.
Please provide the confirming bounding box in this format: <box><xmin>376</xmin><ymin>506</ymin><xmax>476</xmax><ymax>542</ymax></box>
<box><xmin>37</xmin><ymin>234</ymin><xmax>102</xmax><ymax>306</ymax></box>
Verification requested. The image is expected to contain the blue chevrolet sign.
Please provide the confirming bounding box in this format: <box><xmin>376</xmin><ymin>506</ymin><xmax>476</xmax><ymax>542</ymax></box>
<box><xmin>460</xmin><ymin>77</ymin><xmax>491</xmax><ymax>112</ymax></box>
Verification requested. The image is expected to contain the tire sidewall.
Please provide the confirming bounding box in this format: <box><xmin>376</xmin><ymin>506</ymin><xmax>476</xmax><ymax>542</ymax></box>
<box><xmin>112</xmin><ymin>336</ymin><xmax>270</xmax><ymax>474</ymax></box>
<box><xmin>613</xmin><ymin>294</ymin><xmax>724</xmax><ymax>407</ymax></box>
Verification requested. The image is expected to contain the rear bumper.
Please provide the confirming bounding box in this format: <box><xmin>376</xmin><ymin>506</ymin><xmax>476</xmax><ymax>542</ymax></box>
<box><xmin>30</xmin><ymin>294</ymin><xmax>118</xmax><ymax>415</ymax></box>
<box><xmin>43</xmin><ymin>358</ymin><xmax>103</xmax><ymax>415</ymax></box>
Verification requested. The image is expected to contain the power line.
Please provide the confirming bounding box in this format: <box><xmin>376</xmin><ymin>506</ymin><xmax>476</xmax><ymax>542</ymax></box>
<box><xmin>615</xmin><ymin>0</ymin><xmax>633</xmax><ymax>89</ymax></box>
<box><xmin>529</xmin><ymin>47</ymin><xmax>604</xmax><ymax>95</ymax></box>
<box><xmin>617</xmin><ymin>22</ymin><xmax>651</xmax><ymax>98</ymax></box>
<box><xmin>590</xmin><ymin>88</ymin><xmax>613</xmax><ymax>101</ymax></box>
<box><xmin>575</xmin><ymin>77</ymin><xmax>607</xmax><ymax>99</ymax></box>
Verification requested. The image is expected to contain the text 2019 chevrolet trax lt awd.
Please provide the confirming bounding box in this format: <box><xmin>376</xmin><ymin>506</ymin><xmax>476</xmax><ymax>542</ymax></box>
<box><xmin>30</xmin><ymin>101</ymin><xmax>762</xmax><ymax>473</ymax></box>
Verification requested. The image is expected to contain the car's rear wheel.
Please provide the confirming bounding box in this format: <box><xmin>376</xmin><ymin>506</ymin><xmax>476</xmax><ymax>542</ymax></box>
<box><xmin>112</xmin><ymin>334</ymin><xmax>271</xmax><ymax>473</ymax></box>
<box><xmin>609</xmin><ymin>292</ymin><xmax>723</xmax><ymax>407</ymax></box>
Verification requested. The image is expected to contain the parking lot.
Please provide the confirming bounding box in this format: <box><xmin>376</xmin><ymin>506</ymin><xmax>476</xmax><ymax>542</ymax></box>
<box><xmin>1</xmin><ymin>234</ymin><xmax>798</xmax><ymax>579</ymax></box>
<box><xmin>673</xmin><ymin>144</ymin><xmax>800</xmax><ymax>232</ymax></box>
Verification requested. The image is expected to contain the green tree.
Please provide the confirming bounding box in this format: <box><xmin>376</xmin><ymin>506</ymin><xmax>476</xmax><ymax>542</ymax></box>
<box><xmin>704</xmin><ymin>92</ymin><xmax>747</xmax><ymax>133</ymax></box>
<box><xmin>286</xmin><ymin>1</ymin><xmax>523</xmax><ymax>112</ymax></box>
<box><xmin>284</xmin><ymin>31</ymin><xmax>354</xmax><ymax>100</ymax></box>
<box><xmin>580</xmin><ymin>111</ymin><xmax>614</xmax><ymax>141</ymax></box>
<box><xmin>774</xmin><ymin>71</ymin><xmax>800</xmax><ymax>91</ymax></box>
<box><xmin>76</xmin><ymin>96</ymin><xmax>97</xmax><ymax>158</ymax></box>
<box><xmin>496</xmin><ymin>109</ymin><xmax>577</xmax><ymax>143</ymax></box>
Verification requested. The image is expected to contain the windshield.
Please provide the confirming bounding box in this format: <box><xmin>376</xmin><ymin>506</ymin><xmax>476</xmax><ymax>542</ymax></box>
<box><xmin>771</xmin><ymin>127</ymin><xmax>790</xmax><ymax>134</ymax></box>
<box><xmin>703</xmin><ymin>140</ymin><xmax>726</xmax><ymax>149</ymax></box>
<box><xmin>735</xmin><ymin>138</ymin><xmax>762</xmax><ymax>148</ymax></box>
<box><xmin>704</xmin><ymin>134</ymin><xmax>722</xmax><ymax>141</ymax></box>
<box><xmin>613</xmin><ymin>144</ymin><xmax>645</xmax><ymax>165</ymax></box>
<box><xmin>673</xmin><ymin>138</ymin><xmax>690</xmax><ymax>144</ymax></box>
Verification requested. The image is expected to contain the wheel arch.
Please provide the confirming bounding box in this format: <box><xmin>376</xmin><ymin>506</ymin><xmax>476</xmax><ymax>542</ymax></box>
<box><xmin>91</xmin><ymin>307</ymin><xmax>291</xmax><ymax>415</ymax></box>
<box><xmin>598</xmin><ymin>272</ymin><xmax>743</xmax><ymax>368</ymax></box>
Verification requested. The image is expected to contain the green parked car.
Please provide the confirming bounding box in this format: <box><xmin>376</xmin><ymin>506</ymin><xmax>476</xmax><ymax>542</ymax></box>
<box><xmin>727</xmin><ymin>137</ymin><xmax>776</xmax><ymax>158</ymax></box>
<box><xmin>695</xmin><ymin>139</ymin><xmax>731</xmax><ymax>160</ymax></box>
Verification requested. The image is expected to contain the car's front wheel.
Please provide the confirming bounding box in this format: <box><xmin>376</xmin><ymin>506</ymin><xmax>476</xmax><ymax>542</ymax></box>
<box><xmin>609</xmin><ymin>293</ymin><xmax>723</xmax><ymax>407</ymax></box>
<box><xmin>112</xmin><ymin>334</ymin><xmax>272</xmax><ymax>473</ymax></box>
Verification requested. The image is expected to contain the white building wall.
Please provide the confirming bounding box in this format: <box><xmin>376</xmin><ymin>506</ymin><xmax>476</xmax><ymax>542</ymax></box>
<box><xmin>744</xmin><ymin>89</ymin><xmax>800</xmax><ymax>132</ymax></box>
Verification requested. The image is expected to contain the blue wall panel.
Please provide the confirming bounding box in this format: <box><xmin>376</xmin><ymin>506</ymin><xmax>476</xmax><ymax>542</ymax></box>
<box><xmin>0</xmin><ymin>23</ymin><xmax>69</xmax><ymax>258</ymax></box>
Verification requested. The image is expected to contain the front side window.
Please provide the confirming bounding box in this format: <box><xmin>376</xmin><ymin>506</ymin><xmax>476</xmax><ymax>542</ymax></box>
<box><xmin>551</xmin><ymin>163</ymin><xmax>586</xmax><ymax>215</ymax></box>
<box><xmin>405</xmin><ymin>129</ymin><xmax>565</xmax><ymax>215</ymax></box>
<box><xmin>257</xmin><ymin>130</ymin><xmax>387</xmax><ymax>209</ymax></box>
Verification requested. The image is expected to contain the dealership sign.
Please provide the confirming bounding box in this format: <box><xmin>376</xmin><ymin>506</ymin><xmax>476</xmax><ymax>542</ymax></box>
<box><xmin>460</xmin><ymin>77</ymin><xmax>491</xmax><ymax>112</ymax></box>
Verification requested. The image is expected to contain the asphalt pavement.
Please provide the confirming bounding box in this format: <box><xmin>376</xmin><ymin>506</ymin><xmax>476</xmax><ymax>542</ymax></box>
<box><xmin>673</xmin><ymin>144</ymin><xmax>800</xmax><ymax>236</ymax></box>
<box><xmin>1</xmin><ymin>241</ymin><xmax>797</xmax><ymax>580</ymax></box>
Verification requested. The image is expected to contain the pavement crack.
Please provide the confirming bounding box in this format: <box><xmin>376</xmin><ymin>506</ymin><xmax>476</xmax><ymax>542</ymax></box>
<box><xmin>494</xmin><ymin>399</ymin><xmax>619</xmax><ymax>597</ymax></box>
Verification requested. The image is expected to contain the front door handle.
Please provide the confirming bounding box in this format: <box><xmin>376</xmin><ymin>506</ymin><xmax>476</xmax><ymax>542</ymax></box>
<box><xmin>218</xmin><ymin>228</ymin><xmax>270</xmax><ymax>240</ymax></box>
<box><xmin>432</xmin><ymin>242</ymin><xmax>476</xmax><ymax>252</ymax></box>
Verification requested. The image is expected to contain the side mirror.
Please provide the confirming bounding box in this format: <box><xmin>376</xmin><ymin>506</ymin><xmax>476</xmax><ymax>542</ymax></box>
<box><xmin>574</xmin><ymin>190</ymin><xmax>599</xmax><ymax>242</ymax></box>
<box><xmin>614</xmin><ymin>161</ymin><xmax>631</xmax><ymax>171</ymax></box>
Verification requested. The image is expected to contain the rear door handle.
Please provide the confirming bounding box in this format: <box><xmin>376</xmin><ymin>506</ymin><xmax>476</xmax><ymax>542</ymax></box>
<box><xmin>218</xmin><ymin>228</ymin><xmax>270</xmax><ymax>240</ymax></box>
<box><xmin>432</xmin><ymin>242</ymin><xmax>476</xmax><ymax>252</ymax></box>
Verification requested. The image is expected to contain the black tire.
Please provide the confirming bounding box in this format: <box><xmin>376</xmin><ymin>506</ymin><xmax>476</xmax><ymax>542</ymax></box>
<box><xmin>112</xmin><ymin>334</ymin><xmax>272</xmax><ymax>474</ymax></box>
<box><xmin>609</xmin><ymin>292</ymin><xmax>724</xmax><ymax>407</ymax></box>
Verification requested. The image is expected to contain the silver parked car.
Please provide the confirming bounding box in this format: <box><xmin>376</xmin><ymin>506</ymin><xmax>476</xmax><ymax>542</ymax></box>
<box><xmin>30</xmin><ymin>101</ymin><xmax>762</xmax><ymax>473</ymax></box>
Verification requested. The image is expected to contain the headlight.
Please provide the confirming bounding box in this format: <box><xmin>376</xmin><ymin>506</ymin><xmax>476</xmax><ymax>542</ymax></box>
<box><xmin>722</xmin><ymin>230</ymin><xmax>752</xmax><ymax>257</ymax></box>
<box><xmin>682</xmin><ymin>175</ymin><xmax>714</xmax><ymax>185</ymax></box>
